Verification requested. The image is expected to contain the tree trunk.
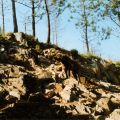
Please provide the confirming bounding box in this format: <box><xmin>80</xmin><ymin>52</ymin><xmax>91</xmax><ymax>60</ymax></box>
<box><xmin>1</xmin><ymin>0</ymin><xmax>5</xmax><ymax>34</ymax></box>
<box><xmin>32</xmin><ymin>0</ymin><xmax>35</xmax><ymax>37</ymax></box>
<box><xmin>44</xmin><ymin>0</ymin><xmax>51</xmax><ymax>44</ymax></box>
<box><xmin>54</xmin><ymin>15</ymin><xmax>58</xmax><ymax>46</ymax></box>
<box><xmin>11</xmin><ymin>0</ymin><xmax>18</xmax><ymax>32</ymax></box>
<box><xmin>24</xmin><ymin>21</ymin><xmax>27</xmax><ymax>33</ymax></box>
<box><xmin>83</xmin><ymin>3</ymin><xmax>89</xmax><ymax>53</ymax></box>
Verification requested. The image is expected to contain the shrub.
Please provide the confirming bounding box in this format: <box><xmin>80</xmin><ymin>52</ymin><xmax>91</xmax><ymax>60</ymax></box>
<box><xmin>70</xmin><ymin>49</ymin><xmax>79</xmax><ymax>59</ymax></box>
<box><xmin>24</xmin><ymin>34</ymin><xmax>35</xmax><ymax>41</ymax></box>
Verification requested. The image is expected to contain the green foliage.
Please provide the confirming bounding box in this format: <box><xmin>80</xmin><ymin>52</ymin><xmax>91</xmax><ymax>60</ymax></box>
<box><xmin>51</xmin><ymin>0</ymin><xmax>67</xmax><ymax>17</ymax></box>
<box><xmin>52</xmin><ymin>44</ymin><xmax>59</xmax><ymax>49</ymax></box>
<box><xmin>70</xmin><ymin>49</ymin><xmax>79</xmax><ymax>58</ymax></box>
<box><xmin>100</xmin><ymin>0</ymin><xmax>120</xmax><ymax>39</ymax></box>
<box><xmin>23</xmin><ymin>34</ymin><xmax>35</xmax><ymax>41</ymax></box>
<box><xmin>115</xmin><ymin>61</ymin><xmax>120</xmax><ymax>68</ymax></box>
<box><xmin>80</xmin><ymin>52</ymin><xmax>100</xmax><ymax>60</ymax></box>
<box><xmin>68</xmin><ymin>0</ymin><xmax>104</xmax><ymax>52</ymax></box>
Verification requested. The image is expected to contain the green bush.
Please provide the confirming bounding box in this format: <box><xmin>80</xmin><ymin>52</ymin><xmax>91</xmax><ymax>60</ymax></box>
<box><xmin>24</xmin><ymin>34</ymin><xmax>35</xmax><ymax>41</ymax></box>
<box><xmin>70</xmin><ymin>49</ymin><xmax>79</xmax><ymax>59</ymax></box>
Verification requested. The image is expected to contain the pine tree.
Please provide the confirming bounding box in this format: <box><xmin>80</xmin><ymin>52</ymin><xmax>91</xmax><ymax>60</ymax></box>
<box><xmin>11</xmin><ymin>0</ymin><xmax>18</xmax><ymax>32</ymax></box>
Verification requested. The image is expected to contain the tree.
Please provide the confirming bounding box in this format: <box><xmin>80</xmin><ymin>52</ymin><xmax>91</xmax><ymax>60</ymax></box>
<box><xmin>16</xmin><ymin>0</ymin><xmax>42</xmax><ymax>36</ymax></box>
<box><xmin>69</xmin><ymin>0</ymin><xmax>103</xmax><ymax>53</ymax></box>
<box><xmin>32</xmin><ymin>0</ymin><xmax>35</xmax><ymax>36</ymax></box>
<box><xmin>44</xmin><ymin>0</ymin><xmax>51</xmax><ymax>44</ymax></box>
<box><xmin>104</xmin><ymin>0</ymin><xmax>120</xmax><ymax>27</ymax></box>
<box><xmin>82</xmin><ymin>0</ymin><xmax>89</xmax><ymax>52</ymax></box>
<box><xmin>99</xmin><ymin>0</ymin><xmax>120</xmax><ymax>39</ymax></box>
<box><xmin>1</xmin><ymin>0</ymin><xmax>5</xmax><ymax>34</ymax></box>
<box><xmin>51</xmin><ymin>0</ymin><xmax>67</xmax><ymax>45</ymax></box>
<box><xmin>44</xmin><ymin>0</ymin><xmax>67</xmax><ymax>44</ymax></box>
<box><xmin>11</xmin><ymin>0</ymin><xmax>18</xmax><ymax>32</ymax></box>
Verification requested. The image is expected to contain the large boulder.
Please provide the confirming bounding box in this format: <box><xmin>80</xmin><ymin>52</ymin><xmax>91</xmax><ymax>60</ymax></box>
<box><xmin>106</xmin><ymin>109</ymin><xmax>120</xmax><ymax>120</ymax></box>
<box><xmin>7</xmin><ymin>32</ymin><xmax>28</xmax><ymax>46</ymax></box>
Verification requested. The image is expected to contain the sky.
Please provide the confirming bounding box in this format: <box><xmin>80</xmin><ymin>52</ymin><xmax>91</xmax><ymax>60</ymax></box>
<box><xmin>1</xmin><ymin>0</ymin><xmax>120</xmax><ymax>61</ymax></box>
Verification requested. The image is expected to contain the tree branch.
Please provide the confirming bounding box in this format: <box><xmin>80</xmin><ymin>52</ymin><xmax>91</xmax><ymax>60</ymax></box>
<box><xmin>109</xmin><ymin>15</ymin><xmax>120</xmax><ymax>28</ymax></box>
<box><xmin>16</xmin><ymin>1</ymin><xmax>32</xmax><ymax>8</ymax></box>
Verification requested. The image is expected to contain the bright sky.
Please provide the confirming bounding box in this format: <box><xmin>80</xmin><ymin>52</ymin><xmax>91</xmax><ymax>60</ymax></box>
<box><xmin>0</xmin><ymin>1</ymin><xmax>120</xmax><ymax>61</ymax></box>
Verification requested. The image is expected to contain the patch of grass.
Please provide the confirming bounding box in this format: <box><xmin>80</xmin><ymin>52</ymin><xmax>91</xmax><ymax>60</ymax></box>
<box><xmin>0</xmin><ymin>33</ymin><xmax>7</xmax><ymax>41</ymax></box>
<box><xmin>115</xmin><ymin>61</ymin><xmax>120</xmax><ymax>68</ymax></box>
<box><xmin>5</xmin><ymin>32</ymin><xmax>14</xmax><ymax>36</ymax></box>
<box><xmin>80</xmin><ymin>52</ymin><xmax>101</xmax><ymax>60</ymax></box>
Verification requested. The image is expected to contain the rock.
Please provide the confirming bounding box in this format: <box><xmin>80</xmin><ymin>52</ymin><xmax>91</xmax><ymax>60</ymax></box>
<box><xmin>14</xmin><ymin>32</ymin><xmax>28</xmax><ymax>46</ymax></box>
<box><xmin>55</xmin><ymin>83</ymin><xmax>63</xmax><ymax>93</ymax></box>
<box><xmin>1</xmin><ymin>33</ymin><xmax>120</xmax><ymax>119</ymax></box>
<box><xmin>38</xmin><ymin>55</ymin><xmax>51</xmax><ymax>65</ymax></box>
<box><xmin>36</xmin><ymin>69</ymin><xmax>53</xmax><ymax>80</ymax></box>
<box><xmin>0</xmin><ymin>45</ymin><xmax>5</xmax><ymax>52</ymax></box>
<box><xmin>63</xmin><ymin>78</ymin><xmax>78</xmax><ymax>86</ymax></box>
<box><xmin>0</xmin><ymin>85</ymin><xmax>4</xmax><ymax>92</ymax></box>
<box><xmin>106</xmin><ymin>109</ymin><xmax>120</xmax><ymax>120</ymax></box>
<box><xmin>95</xmin><ymin>97</ymin><xmax>111</xmax><ymax>115</ymax></box>
<box><xmin>8</xmin><ymin>44</ymin><xmax>19</xmax><ymax>52</ymax></box>
<box><xmin>3</xmin><ymin>77</ymin><xmax>26</xmax><ymax>102</ymax></box>
<box><xmin>5</xmin><ymin>91</ymin><xmax>20</xmax><ymax>102</ymax></box>
<box><xmin>0</xmin><ymin>65</ymin><xmax>22</xmax><ymax>79</ymax></box>
<box><xmin>73</xmin><ymin>103</ymin><xmax>91</xmax><ymax>115</ymax></box>
<box><xmin>56</xmin><ymin>65</ymin><xmax>63</xmax><ymax>71</ymax></box>
<box><xmin>58</xmin><ymin>72</ymin><xmax>66</xmax><ymax>79</ymax></box>
<box><xmin>111</xmin><ymin>95</ymin><xmax>120</xmax><ymax>105</ymax></box>
<box><xmin>59</xmin><ymin>78</ymin><xmax>81</xmax><ymax>102</ymax></box>
<box><xmin>43</xmin><ymin>48</ymin><xmax>61</xmax><ymax>59</ymax></box>
<box><xmin>59</xmin><ymin>85</ymin><xmax>71</xmax><ymax>102</ymax></box>
<box><xmin>27</xmin><ymin>58</ymin><xmax>35</xmax><ymax>69</ymax></box>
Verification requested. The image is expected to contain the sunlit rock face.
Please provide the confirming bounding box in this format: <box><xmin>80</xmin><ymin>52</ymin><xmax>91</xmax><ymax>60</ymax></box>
<box><xmin>0</xmin><ymin>32</ymin><xmax>120</xmax><ymax>119</ymax></box>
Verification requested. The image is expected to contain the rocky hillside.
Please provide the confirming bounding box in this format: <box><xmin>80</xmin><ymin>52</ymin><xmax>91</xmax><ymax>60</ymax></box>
<box><xmin>0</xmin><ymin>32</ymin><xmax>120</xmax><ymax>120</ymax></box>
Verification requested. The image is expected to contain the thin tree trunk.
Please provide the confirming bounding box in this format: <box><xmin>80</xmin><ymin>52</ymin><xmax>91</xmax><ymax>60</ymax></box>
<box><xmin>1</xmin><ymin>0</ymin><xmax>5</xmax><ymax>34</ymax></box>
<box><xmin>54</xmin><ymin>15</ymin><xmax>58</xmax><ymax>46</ymax></box>
<box><xmin>52</xmin><ymin>26</ymin><xmax>55</xmax><ymax>44</ymax></box>
<box><xmin>11</xmin><ymin>0</ymin><xmax>18</xmax><ymax>32</ymax></box>
<box><xmin>83</xmin><ymin>3</ymin><xmax>89</xmax><ymax>53</ymax></box>
<box><xmin>44</xmin><ymin>0</ymin><xmax>51</xmax><ymax>44</ymax></box>
<box><xmin>32</xmin><ymin>0</ymin><xmax>35</xmax><ymax>36</ymax></box>
<box><xmin>24</xmin><ymin>21</ymin><xmax>27</xmax><ymax>33</ymax></box>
